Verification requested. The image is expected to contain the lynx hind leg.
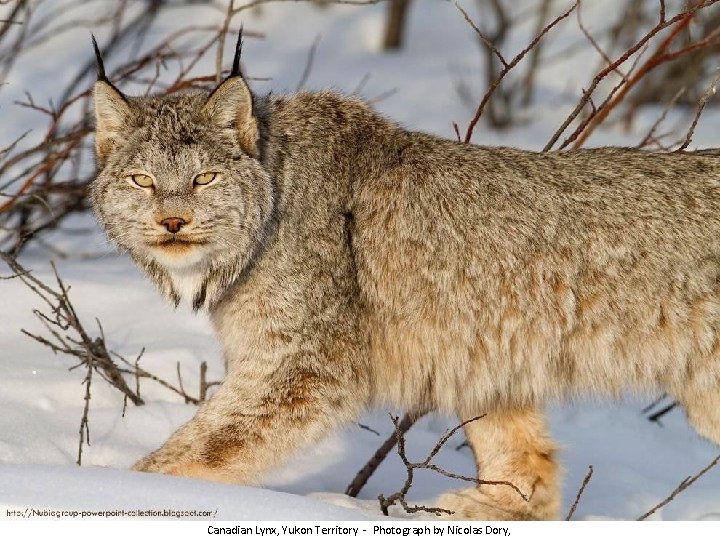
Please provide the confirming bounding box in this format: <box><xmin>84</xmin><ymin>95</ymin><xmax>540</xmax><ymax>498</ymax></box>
<box><xmin>437</xmin><ymin>408</ymin><xmax>561</xmax><ymax>520</ymax></box>
<box><xmin>675</xmin><ymin>382</ymin><xmax>720</xmax><ymax>446</ymax></box>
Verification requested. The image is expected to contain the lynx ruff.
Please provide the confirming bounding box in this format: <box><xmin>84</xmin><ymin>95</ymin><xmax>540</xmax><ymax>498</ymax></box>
<box><xmin>90</xmin><ymin>35</ymin><xmax>720</xmax><ymax>520</ymax></box>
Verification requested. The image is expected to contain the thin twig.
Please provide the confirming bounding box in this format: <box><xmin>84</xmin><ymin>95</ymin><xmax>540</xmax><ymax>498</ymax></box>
<box><xmin>357</xmin><ymin>422</ymin><xmax>381</xmax><ymax>436</ymax></box>
<box><xmin>462</xmin><ymin>0</ymin><xmax>579</xmax><ymax>143</ymax></box>
<box><xmin>648</xmin><ymin>402</ymin><xmax>678</xmax><ymax>423</ymax></box>
<box><xmin>565</xmin><ymin>465</ymin><xmax>593</xmax><ymax>520</ymax></box>
<box><xmin>199</xmin><ymin>360</ymin><xmax>208</xmax><ymax>402</ymax></box>
<box><xmin>77</xmin><ymin>349</ymin><xmax>93</xmax><ymax>466</ymax></box>
<box><xmin>637</xmin><ymin>453</ymin><xmax>720</xmax><ymax>520</ymax></box>
<box><xmin>377</xmin><ymin>414</ymin><xmax>529</xmax><ymax>517</ymax></box>
<box><xmin>676</xmin><ymin>70</ymin><xmax>720</xmax><ymax>151</ymax></box>
<box><xmin>231</xmin><ymin>0</ymin><xmax>386</xmax><ymax>13</ymax></box>
<box><xmin>570</xmin><ymin>2</ymin><xmax>717</xmax><ymax>149</ymax></box>
<box><xmin>576</xmin><ymin>0</ymin><xmax>626</xmax><ymax>79</ymax></box>
<box><xmin>346</xmin><ymin>411</ymin><xmax>422</xmax><ymax>497</ymax></box>
<box><xmin>176</xmin><ymin>361</ymin><xmax>189</xmax><ymax>403</ymax></box>
<box><xmin>215</xmin><ymin>0</ymin><xmax>236</xmax><ymax>84</ymax></box>
<box><xmin>636</xmin><ymin>87</ymin><xmax>685</xmax><ymax>149</ymax></box>
<box><xmin>454</xmin><ymin>2</ymin><xmax>508</xmax><ymax>68</ymax></box>
<box><xmin>544</xmin><ymin>0</ymin><xmax>720</xmax><ymax>151</ymax></box>
<box><xmin>296</xmin><ymin>34</ymin><xmax>321</xmax><ymax>91</ymax></box>
<box><xmin>112</xmin><ymin>352</ymin><xmax>201</xmax><ymax>405</ymax></box>
<box><xmin>520</xmin><ymin>0</ymin><xmax>553</xmax><ymax>106</ymax></box>
<box><xmin>641</xmin><ymin>394</ymin><xmax>669</xmax><ymax>415</ymax></box>
<box><xmin>1</xmin><ymin>252</ymin><xmax>214</xmax><ymax>409</ymax></box>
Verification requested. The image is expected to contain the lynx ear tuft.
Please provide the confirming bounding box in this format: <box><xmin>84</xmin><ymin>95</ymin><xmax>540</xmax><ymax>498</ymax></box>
<box><xmin>201</xmin><ymin>76</ymin><xmax>258</xmax><ymax>158</ymax></box>
<box><xmin>92</xmin><ymin>36</ymin><xmax>132</xmax><ymax>164</ymax></box>
<box><xmin>93</xmin><ymin>80</ymin><xmax>132</xmax><ymax>164</ymax></box>
<box><xmin>201</xmin><ymin>28</ymin><xmax>258</xmax><ymax>157</ymax></box>
<box><xmin>91</xmin><ymin>34</ymin><xmax>107</xmax><ymax>82</ymax></box>
<box><xmin>229</xmin><ymin>26</ymin><xmax>243</xmax><ymax>79</ymax></box>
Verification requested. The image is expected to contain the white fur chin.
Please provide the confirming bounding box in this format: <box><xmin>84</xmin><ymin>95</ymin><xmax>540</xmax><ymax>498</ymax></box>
<box><xmin>147</xmin><ymin>246</ymin><xmax>208</xmax><ymax>304</ymax></box>
<box><xmin>150</xmin><ymin>245</ymin><xmax>207</xmax><ymax>269</ymax></box>
<box><xmin>168</xmin><ymin>267</ymin><xmax>206</xmax><ymax>304</ymax></box>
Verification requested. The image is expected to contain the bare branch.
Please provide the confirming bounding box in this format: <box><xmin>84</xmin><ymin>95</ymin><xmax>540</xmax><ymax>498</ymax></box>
<box><xmin>377</xmin><ymin>414</ymin><xmax>529</xmax><ymax>517</ymax></box>
<box><xmin>454</xmin><ymin>2</ymin><xmax>508</xmax><ymax>69</ymax></box>
<box><xmin>571</xmin><ymin>5</ymin><xmax>720</xmax><ymax>149</ymax></box>
<box><xmin>637</xmin><ymin>453</ymin><xmax>720</xmax><ymax>520</ymax></box>
<box><xmin>565</xmin><ymin>465</ymin><xmax>593</xmax><ymax>520</ymax></box>
<box><xmin>356</xmin><ymin>423</ymin><xmax>381</xmax><ymax>436</ymax></box>
<box><xmin>382</xmin><ymin>0</ymin><xmax>412</xmax><ymax>50</ymax></box>
<box><xmin>345</xmin><ymin>411</ymin><xmax>422</xmax><ymax>497</ymax></box>
<box><xmin>636</xmin><ymin>87</ymin><xmax>686</xmax><ymax>149</ymax></box>
<box><xmin>231</xmin><ymin>0</ymin><xmax>386</xmax><ymax>13</ymax></box>
<box><xmin>463</xmin><ymin>0</ymin><xmax>579</xmax><ymax>143</ymax></box>
<box><xmin>215</xmin><ymin>0</ymin><xmax>237</xmax><ymax>84</ymax></box>
<box><xmin>676</xmin><ymin>70</ymin><xmax>720</xmax><ymax>151</ymax></box>
<box><xmin>296</xmin><ymin>34</ymin><xmax>321</xmax><ymax>91</ymax></box>
<box><xmin>77</xmin><ymin>352</ymin><xmax>93</xmax><ymax>465</ymax></box>
<box><xmin>1</xmin><ymin>252</ymin><xmax>220</xmax><ymax>406</ymax></box>
<box><xmin>520</xmin><ymin>0</ymin><xmax>553</xmax><ymax>106</ymax></box>
<box><xmin>648</xmin><ymin>402</ymin><xmax>678</xmax><ymax>423</ymax></box>
<box><xmin>577</xmin><ymin>0</ymin><xmax>626</xmax><ymax>79</ymax></box>
<box><xmin>544</xmin><ymin>0</ymin><xmax>720</xmax><ymax>151</ymax></box>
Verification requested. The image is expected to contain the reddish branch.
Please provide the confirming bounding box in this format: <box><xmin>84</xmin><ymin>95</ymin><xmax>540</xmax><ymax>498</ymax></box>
<box><xmin>461</xmin><ymin>0</ymin><xmax>579</xmax><ymax>143</ymax></box>
<box><xmin>0</xmin><ymin>135</ymin><xmax>83</xmax><ymax>213</ymax></box>
<box><xmin>0</xmin><ymin>12</ymin><xmax>264</xmax><ymax>253</ymax></box>
<box><xmin>570</xmin><ymin>1</ymin><xmax>719</xmax><ymax>149</ymax></box>
<box><xmin>544</xmin><ymin>0</ymin><xmax>720</xmax><ymax>151</ymax></box>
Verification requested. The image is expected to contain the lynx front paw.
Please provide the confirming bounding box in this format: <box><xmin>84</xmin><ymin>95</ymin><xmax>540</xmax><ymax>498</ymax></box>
<box><xmin>437</xmin><ymin>487</ymin><xmax>559</xmax><ymax>521</ymax></box>
<box><xmin>131</xmin><ymin>454</ymin><xmax>159</xmax><ymax>473</ymax></box>
<box><xmin>132</xmin><ymin>453</ymin><xmax>241</xmax><ymax>484</ymax></box>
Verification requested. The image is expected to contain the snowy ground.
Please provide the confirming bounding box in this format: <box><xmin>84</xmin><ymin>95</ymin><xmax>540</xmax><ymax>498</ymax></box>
<box><xmin>2</xmin><ymin>0</ymin><xmax>720</xmax><ymax>522</ymax></box>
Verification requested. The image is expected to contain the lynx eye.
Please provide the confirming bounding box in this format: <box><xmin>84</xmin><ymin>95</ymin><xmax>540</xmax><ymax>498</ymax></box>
<box><xmin>127</xmin><ymin>173</ymin><xmax>154</xmax><ymax>189</ymax></box>
<box><xmin>194</xmin><ymin>172</ymin><xmax>219</xmax><ymax>187</ymax></box>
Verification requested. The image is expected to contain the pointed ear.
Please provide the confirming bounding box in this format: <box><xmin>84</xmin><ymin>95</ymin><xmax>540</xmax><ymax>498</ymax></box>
<box><xmin>93</xmin><ymin>80</ymin><xmax>132</xmax><ymax>164</ymax></box>
<box><xmin>200</xmin><ymin>76</ymin><xmax>259</xmax><ymax>158</ymax></box>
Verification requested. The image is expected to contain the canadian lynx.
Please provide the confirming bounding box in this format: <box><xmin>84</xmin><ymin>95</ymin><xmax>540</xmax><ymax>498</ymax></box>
<box><xmin>91</xmin><ymin>35</ymin><xmax>720</xmax><ymax>520</ymax></box>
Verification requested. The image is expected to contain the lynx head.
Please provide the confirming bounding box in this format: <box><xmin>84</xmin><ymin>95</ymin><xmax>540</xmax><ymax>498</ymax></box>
<box><xmin>90</xmin><ymin>33</ymin><xmax>275</xmax><ymax>310</ymax></box>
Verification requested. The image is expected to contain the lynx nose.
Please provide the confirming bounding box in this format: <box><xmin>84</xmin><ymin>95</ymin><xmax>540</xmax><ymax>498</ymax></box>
<box><xmin>160</xmin><ymin>217</ymin><xmax>188</xmax><ymax>234</ymax></box>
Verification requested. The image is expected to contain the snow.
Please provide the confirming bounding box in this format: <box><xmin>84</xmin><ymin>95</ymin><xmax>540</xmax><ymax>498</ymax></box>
<box><xmin>0</xmin><ymin>464</ymin><xmax>372</xmax><ymax>520</ymax></box>
<box><xmin>2</xmin><ymin>0</ymin><xmax>720</xmax><ymax>523</ymax></box>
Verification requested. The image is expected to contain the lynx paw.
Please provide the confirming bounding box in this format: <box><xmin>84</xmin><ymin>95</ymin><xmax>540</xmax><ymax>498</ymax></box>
<box><xmin>131</xmin><ymin>454</ymin><xmax>158</xmax><ymax>473</ymax></box>
<box><xmin>437</xmin><ymin>487</ymin><xmax>558</xmax><ymax>521</ymax></box>
<box><xmin>132</xmin><ymin>454</ymin><xmax>239</xmax><ymax>483</ymax></box>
